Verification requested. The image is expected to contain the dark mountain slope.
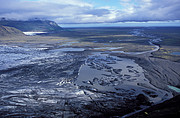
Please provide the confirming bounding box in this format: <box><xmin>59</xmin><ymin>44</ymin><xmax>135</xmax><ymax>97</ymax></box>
<box><xmin>0</xmin><ymin>20</ymin><xmax>63</xmax><ymax>32</ymax></box>
<box><xmin>0</xmin><ymin>25</ymin><xmax>25</xmax><ymax>37</ymax></box>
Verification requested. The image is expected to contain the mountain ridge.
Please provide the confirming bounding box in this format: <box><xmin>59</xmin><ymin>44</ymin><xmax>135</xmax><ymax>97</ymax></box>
<box><xmin>0</xmin><ymin>19</ymin><xmax>63</xmax><ymax>32</ymax></box>
<box><xmin>0</xmin><ymin>25</ymin><xmax>25</xmax><ymax>37</ymax></box>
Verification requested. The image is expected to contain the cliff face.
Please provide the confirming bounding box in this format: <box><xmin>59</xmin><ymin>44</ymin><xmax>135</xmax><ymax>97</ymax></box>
<box><xmin>0</xmin><ymin>25</ymin><xmax>24</xmax><ymax>37</ymax></box>
<box><xmin>0</xmin><ymin>20</ymin><xmax>63</xmax><ymax>32</ymax></box>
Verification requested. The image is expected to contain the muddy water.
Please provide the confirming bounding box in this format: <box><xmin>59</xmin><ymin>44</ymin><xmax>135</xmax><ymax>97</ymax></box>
<box><xmin>76</xmin><ymin>52</ymin><xmax>172</xmax><ymax>103</ymax></box>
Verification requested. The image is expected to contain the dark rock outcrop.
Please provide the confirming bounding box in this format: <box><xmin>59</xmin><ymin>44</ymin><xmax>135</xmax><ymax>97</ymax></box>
<box><xmin>136</xmin><ymin>94</ymin><xmax>151</xmax><ymax>106</ymax></box>
<box><xmin>128</xmin><ymin>95</ymin><xmax>180</xmax><ymax>118</ymax></box>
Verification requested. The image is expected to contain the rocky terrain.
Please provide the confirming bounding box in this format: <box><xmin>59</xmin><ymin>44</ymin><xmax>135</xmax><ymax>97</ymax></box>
<box><xmin>0</xmin><ymin>27</ymin><xmax>179</xmax><ymax>117</ymax></box>
<box><xmin>127</xmin><ymin>94</ymin><xmax>180</xmax><ymax>118</ymax></box>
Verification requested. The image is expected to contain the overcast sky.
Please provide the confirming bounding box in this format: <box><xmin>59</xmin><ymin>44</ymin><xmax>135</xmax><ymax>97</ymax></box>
<box><xmin>0</xmin><ymin>0</ymin><xmax>180</xmax><ymax>25</ymax></box>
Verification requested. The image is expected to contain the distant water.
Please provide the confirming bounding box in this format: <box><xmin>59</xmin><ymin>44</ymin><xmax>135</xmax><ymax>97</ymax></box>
<box><xmin>109</xmin><ymin>42</ymin><xmax>159</xmax><ymax>55</ymax></box>
<box><xmin>171</xmin><ymin>52</ymin><xmax>180</xmax><ymax>56</ymax></box>
<box><xmin>50</xmin><ymin>48</ymin><xmax>85</xmax><ymax>52</ymax></box>
<box><xmin>23</xmin><ymin>32</ymin><xmax>47</xmax><ymax>36</ymax></box>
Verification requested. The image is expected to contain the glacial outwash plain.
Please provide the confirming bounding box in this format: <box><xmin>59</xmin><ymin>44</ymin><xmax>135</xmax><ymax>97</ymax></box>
<box><xmin>0</xmin><ymin>22</ymin><xmax>180</xmax><ymax>117</ymax></box>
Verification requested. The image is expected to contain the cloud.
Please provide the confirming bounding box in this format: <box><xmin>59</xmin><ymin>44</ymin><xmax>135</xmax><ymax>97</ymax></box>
<box><xmin>0</xmin><ymin>0</ymin><xmax>110</xmax><ymax>23</ymax></box>
<box><xmin>0</xmin><ymin>0</ymin><xmax>180</xmax><ymax>23</ymax></box>
<box><xmin>117</xmin><ymin>0</ymin><xmax>180</xmax><ymax>22</ymax></box>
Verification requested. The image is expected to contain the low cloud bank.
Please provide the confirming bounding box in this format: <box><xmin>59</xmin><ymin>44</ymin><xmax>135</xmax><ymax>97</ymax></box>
<box><xmin>0</xmin><ymin>0</ymin><xmax>180</xmax><ymax>24</ymax></box>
